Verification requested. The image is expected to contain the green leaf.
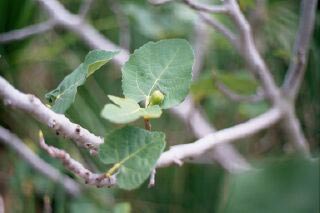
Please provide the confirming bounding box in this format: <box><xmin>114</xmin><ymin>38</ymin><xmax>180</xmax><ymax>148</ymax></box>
<box><xmin>99</xmin><ymin>126</ymin><xmax>166</xmax><ymax>190</ymax></box>
<box><xmin>101</xmin><ymin>95</ymin><xmax>162</xmax><ymax>124</ymax></box>
<box><xmin>122</xmin><ymin>39</ymin><xmax>194</xmax><ymax>109</ymax></box>
<box><xmin>45</xmin><ymin>50</ymin><xmax>118</xmax><ymax>113</ymax></box>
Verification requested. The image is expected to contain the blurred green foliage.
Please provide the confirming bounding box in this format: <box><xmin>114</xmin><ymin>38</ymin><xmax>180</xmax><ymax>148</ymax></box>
<box><xmin>0</xmin><ymin>0</ymin><xmax>319</xmax><ymax>212</ymax></box>
<box><xmin>221</xmin><ymin>157</ymin><xmax>319</xmax><ymax>213</ymax></box>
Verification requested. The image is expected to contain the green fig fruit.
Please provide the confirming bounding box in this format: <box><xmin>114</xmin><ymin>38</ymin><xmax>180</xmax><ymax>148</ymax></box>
<box><xmin>149</xmin><ymin>90</ymin><xmax>165</xmax><ymax>106</ymax></box>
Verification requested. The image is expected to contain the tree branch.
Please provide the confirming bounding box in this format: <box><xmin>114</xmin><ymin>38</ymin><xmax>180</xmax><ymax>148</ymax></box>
<box><xmin>182</xmin><ymin>0</ymin><xmax>228</xmax><ymax>14</ymax></box>
<box><xmin>215</xmin><ymin>81</ymin><xmax>264</xmax><ymax>103</ymax></box>
<box><xmin>223</xmin><ymin>0</ymin><xmax>282</xmax><ymax>103</ymax></box>
<box><xmin>0</xmin><ymin>126</ymin><xmax>81</xmax><ymax>196</ymax></box>
<box><xmin>38</xmin><ymin>131</ymin><xmax>116</xmax><ymax>188</ymax></box>
<box><xmin>198</xmin><ymin>12</ymin><xmax>238</xmax><ymax>48</ymax></box>
<box><xmin>170</xmin><ymin>96</ymin><xmax>251</xmax><ymax>172</ymax></box>
<box><xmin>0</xmin><ymin>76</ymin><xmax>103</xmax><ymax>152</ymax></box>
<box><xmin>148</xmin><ymin>0</ymin><xmax>173</xmax><ymax>5</ymax></box>
<box><xmin>35</xmin><ymin>0</ymin><xmax>129</xmax><ymax>67</ymax></box>
<box><xmin>192</xmin><ymin>19</ymin><xmax>210</xmax><ymax>79</ymax></box>
<box><xmin>282</xmin><ymin>0</ymin><xmax>318</xmax><ymax>100</ymax></box>
<box><xmin>0</xmin><ymin>20</ymin><xmax>56</xmax><ymax>44</ymax></box>
<box><xmin>157</xmin><ymin>107</ymin><xmax>282</xmax><ymax>168</ymax></box>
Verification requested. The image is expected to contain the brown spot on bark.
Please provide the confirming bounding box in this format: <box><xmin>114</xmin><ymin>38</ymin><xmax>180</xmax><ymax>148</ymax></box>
<box><xmin>75</xmin><ymin>126</ymin><xmax>81</xmax><ymax>134</ymax></box>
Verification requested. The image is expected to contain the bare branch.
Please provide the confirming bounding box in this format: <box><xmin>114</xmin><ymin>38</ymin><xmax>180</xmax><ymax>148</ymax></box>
<box><xmin>38</xmin><ymin>131</ymin><xmax>116</xmax><ymax>188</ymax></box>
<box><xmin>0</xmin><ymin>76</ymin><xmax>103</xmax><ymax>151</ymax></box>
<box><xmin>223</xmin><ymin>0</ymin><xmax>281</xmax><ymax>103</ymax></box>
<box><xmin>157</xmin><ymin>107</ymin><xmax>282</xmax><ymax>168</ymax></box>
<box><xmin>148</xmin><ymin>0</ymin><xmax>173</xmax><ymax>5</ymax></box>
<box><xmin>0</xmin><ymin>126</ymin><xmax>81</xmax><ymax>196</ymax></box>
<box><xmin>0</xmin><ymin>20</ymin><xmax>56</xmax><ymax>44</ymax></box>
<box><xmin>182</xmin><ymin>0</ymin><xmax>228</xmax><ymax>14</ymax></box>
<box><xmin>192</xmin><ymin>20</ymin><xmax>210</xmax><ymax>79</ymax></box>
<box><xmin>36</xmin><ymin>0</ymin><xmax>129</xmax><ymax>67</ymax></box>
<box><xmin>171</xmin><ymin>96</ymin><xmax>251</xmax><ymax>172</ymax></box>
<box><xmin>282</xmin><ymin>0</ymin><xmax>318</xmax><ymax>100</ymax></box>
<box><xmin>216</xmin><ymin>81</ymin><xmax>264</xmax><ymax>103</ymax></box>
<box><xmin>223</xmin><ymin>0</ymin><xmax>310</xmax><ymax>154</ymax></box>
<box><xmin>198</xmin><ymin>12</ymin><xmax>238</xmax><ymax>48</ymax></box>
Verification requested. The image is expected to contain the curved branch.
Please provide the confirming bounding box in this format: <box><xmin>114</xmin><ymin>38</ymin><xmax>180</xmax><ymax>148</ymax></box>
<box><xmin>0</xmin><ymin>126</ymin><xmax>81</xmax><ymax>196</ymax></box>
<box><xmin>171</xmin><ymin>96</ymin><xmax>251</xmax><ymax>172</ymax></box>
<box><xmin>157</xmin><ymin>107</ymin><xmax>282</xmax><ymax>168</ymax></box>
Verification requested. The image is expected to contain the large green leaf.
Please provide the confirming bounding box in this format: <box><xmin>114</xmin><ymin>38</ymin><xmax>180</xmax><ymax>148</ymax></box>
<box><xmin>122</xmin><ymin>39</ymin><xmax>194</xmax><ymax>109</ymax></box>
<box><xmin>99</xmin><ymin>126</ymin><xmax>166</xmax><ymax>190</ymax></box>
<box><xmin>101</xmin><ymin>95</ymin><xmax>162</xmax><ymax>124</ymax></box>
<box><xmin>45</xmin><ymin>50</ymin><xmax>118</xmax><ymax>113</ymax></box>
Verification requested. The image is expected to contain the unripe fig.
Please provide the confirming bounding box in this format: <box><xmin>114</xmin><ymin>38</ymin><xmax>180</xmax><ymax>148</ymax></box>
<box><xmin>149</xmin><ymin>90</ymin><xmax>164</xmax><ymax>106</ymax></box>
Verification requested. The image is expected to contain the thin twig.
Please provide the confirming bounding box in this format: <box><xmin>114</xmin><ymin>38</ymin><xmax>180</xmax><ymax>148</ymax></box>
<box><xmin>38</xmin><ymin>130</ymin><xmax>116</xmax><ymax>188</ymax></box>
<box><xmin>192</xmin><ymin>20</ymin><xmax>210</xmax><ymax>79</ymax></box>
<box><xmin>0</xmin><ymin>126</ymin><xmax>81</xmax><ymax>196</ymax></box>
<box><xmin>43</xmin><ymin>195</ymin><xmax>52</xmax><ymax>213</ymax></box>
<box><xmin>198</xmin><ymin>12</ymin><xmax>238</xmax><ymax>48</ymax></box>
<box><xmin>148</xmin><ymin>0</ymin><xmax>173</xmax><ymax>5</ymax></box>
<box><xmin>182</xmin><ymin>0</ymin><xmax>228</xmax><ymax>14</ymax></box>
<box><xmin>148</xmin><ymin>169</ymin><xmax>156</xmax><ymax>188</ymax></box>
<box><xmin>144</xmin><ymin>119</ymin><xmax>152</xmax><ymax>131</ymax></box>
<box><xmin>215</xmin><ymin>81</ymin><xmax>264</xmax><ymax>103</ymax></box>
<box><xmin>0</xmin><ymin>20</ymin><xmax>56</xmax><ymax>44</ymax></box>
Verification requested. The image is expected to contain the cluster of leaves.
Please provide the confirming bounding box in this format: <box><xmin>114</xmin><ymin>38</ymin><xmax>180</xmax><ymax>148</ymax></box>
<box><xmin>46</xmin><ymin>39</ymin><xmax>194</xmax><ymax>190</ymax></box>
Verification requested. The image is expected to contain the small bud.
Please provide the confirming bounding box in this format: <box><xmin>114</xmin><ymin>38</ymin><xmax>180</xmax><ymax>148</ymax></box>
<box><xmin>149</xmin><ymin>90</ymin><xmax>164</xmax><ymax>106</ymax></box>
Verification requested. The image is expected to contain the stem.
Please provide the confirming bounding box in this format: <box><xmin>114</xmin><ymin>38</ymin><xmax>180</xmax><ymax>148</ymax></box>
<box><xmin>105</xmin><ymin>163</ymin><xmax>121</xmax><ymax>177</ymax></box>
<box><xmin>144</xmin><ymin>118</ymin><xmax>152</xmax><ymax>131</ymax></box>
